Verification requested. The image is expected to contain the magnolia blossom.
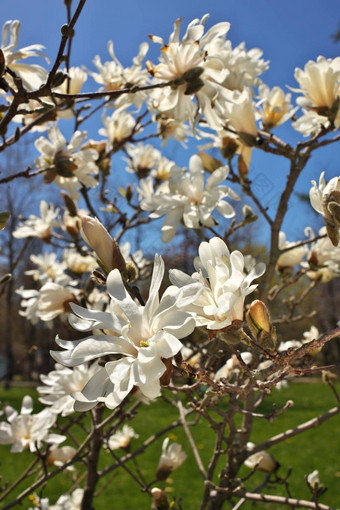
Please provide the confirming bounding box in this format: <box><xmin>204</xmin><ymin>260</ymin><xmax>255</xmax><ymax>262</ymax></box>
<box><xmin>214</xmin><ymin>352</ymin><xmax>252</xmax><ymax>380</ymax></box>
<box><xmin>156</xmin><ymin>438</ymin><xmax>187</xmax><ymax>481</ymax></box>
<box><xmin>53</xmin><ymin>66</ymin><xmax>88</xmax><ymax>119</ymax></box>
<box><xmin>222</xmin><ymin>87</ymin><xmax>258</xmax><ymax>140</ymax></box>
<box><xmin>276</xmin><ymin>232</ymin><xmax>307</xmax><ymax>272</ymax></box>
<box><xmin>29</xmin><ymin>489</ymin><xmax>84</xmax><ymax>510</ymax></box>
<box><xmin>38</xmin><ymin>282</ymin><xmax>81</xmax><ymax>322</ymax></box>
<box><xmin>107</xmin><ymin>425</ymin><xmax>139</xmax><ymax>450</ymax></box>
<box><xmin>1</xmin><ymin>19</ymin><xmax>48</xmax><ymax>90</ymax></box>
<box><xmin>51</xmin><ymin>254</ymin><xmax>195</xmax><ymax>410</ymax></box>
<box><xmin>38</xmin><ymin>363</ymin><xmax>102</xmax><ymax>416</ymax></box>
<box><xmin>16</xmin><ymin>287</ymin><xmax>51</xmax><ymax>327</ymax></box>
<box><xmin>25</xmin><ymin>253</ymin><xmax>71</xmax><ymax>286</ymax></box>
<box><xmin>90</xmin><ymin>41</ymin><xmax>149</xmax><ymax>109</ymax></box>
<box><xmin>294</xmin><ymin>56</ymin><xmax>340</xmax><ymax>126</ymax></box>
<box><xmin>303</xmin><ymin>227</ymin><xmax>340</xmax><ymax>282</ymax></box>
<box><xmin>258</xmin><ymin>84</ymin><xmax>296</xmax><ymax>130</ymax></box>
<box><xmin>64</xmin><ymin>250</ymin><xmax>97</xmax><ymax>275</ymax></box>
<box><xmin>99</xmin><ymin>108</ymin><xmax>138</xmax><ymax>147</ymax></box>
<box><xmin>125</xmin><ymin>143</ymin><xmax>162</xmax><ymax>178</ymax></box>
<box><xmin>170</xmin><ymin>237</ymin><xmax>265</xmax><ymax>330</ymax></box>
<box><xmin>307</xmin><ymin>470</ymin><xmax>320</xmax><ymax>489</ymax></box>
<box><xmin>47</xmin><ymin>445</ymin><xmax>76</xmax><ymax>467</ymax></box>
<box><xmin>293</xmin><ymin>108</ymin><xmax>331</xmax><ymax>137</ymax></box>
<box><xmin>244</xmin><ymin>442</ymin><xmax>278</xmax><ymax>472</ymax></box>
<box><xmin>0</xmin><ymin>395</ymin><xmax>65</xmax><ymax>453</ymax></box>
<box><xmin>35</xmin><ymin>127</ymin><xmax>99</xmax><ymax>201</ymax></box>
<box><xmin>141</xmin><ymin>155</ymin><xmax>239</xmax><ymax>243</ymax></box>
<box><xmin>147</xmin><ymin>15</ymin><xmax>231</xmax><ymax>128</ymax></box>
<box><xmin>310</xmin><ymin>172</ymin><xmax>340</xmax><ymax>246</ymax></box>
<box><xmin>13</xmin><ymin>200</ymin><xmax>60</xmax><ymax>241</ymax></box>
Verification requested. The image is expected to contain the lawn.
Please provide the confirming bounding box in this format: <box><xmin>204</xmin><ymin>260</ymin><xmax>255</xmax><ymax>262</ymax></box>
<box><xmin>0</xmin><ymin>381</ymin><xmax>339</xmax><ymax>509</ymax></box>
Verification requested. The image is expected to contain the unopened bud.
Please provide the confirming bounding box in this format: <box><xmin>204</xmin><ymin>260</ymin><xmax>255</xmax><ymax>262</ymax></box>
<box><xmin>151</xmin><ymin>488</ymin><xmax>170</xmax><ymax>510</ymax></box>
<box><xmin>220</xmin><ymin>136</ymin><xmax>239</xmax><ymax>159</ymax></box>
<box><xmin>198</xmin><ymin>152</ymin><xmax>223</xmax><ymax>174</ymax></box>
<box><xmin>245</xmin><ymin>445</ymin><xmax>279</xmax><ymax>473</ymax></box>
<box><xmin>61</xmin><ymin>191</ymin><xmax>78</xmax><ymax>217</ymax></box>
<box><xmin>81</xmin><ymin>216</ymin><xmax>126</xmax><ymax>275</ymax></box>
<box><xmin>323</xmin><ymin>188</ymin><xmax>340</xmax><ymax>246</ymax></box>
<box><xmin>242</xmin><ymin>205</ymin><xmax>256</xmax><ymax>221</ymax></box>
<box><xmin>0</xmin><ymin>211</ymin><xmax>10</xmax><ymax>230</ymax></box>
<box><xmin>247</xmin><ymin>300</ymin><xmax>277</xmax><ymax>351</ymax></box>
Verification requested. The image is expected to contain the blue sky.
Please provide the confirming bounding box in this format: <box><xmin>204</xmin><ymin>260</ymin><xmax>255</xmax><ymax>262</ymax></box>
<box><xmin>2</xmin><ymin>0</ymin><xmax>340</xmax><ymax>246</ymax></box>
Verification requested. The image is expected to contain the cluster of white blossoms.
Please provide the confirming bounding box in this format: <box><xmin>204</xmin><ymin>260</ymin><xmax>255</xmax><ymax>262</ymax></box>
<box><xmin>0</xmin><ymin>396</ymin><xmax>65</xmax><ymax>453</ymax></box>
<box><xmin>13</xmin><ymin>200</ymin><xmax>60</xmax><ymax>242</ymax></box>
<box><xmin>140</xmin><ymin>155</ymin><xmax>240</xmax><ymax>243</ymax></box>
<box><xmin>34</xmin><ymin>127</ymin><xmax>99</xmax><ymax>201</ymax></box>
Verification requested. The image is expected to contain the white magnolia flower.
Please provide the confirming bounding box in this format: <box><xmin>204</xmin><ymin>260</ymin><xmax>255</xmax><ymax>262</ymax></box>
<box><xmin>90</xmin><ymin>41</ymin><xmax>149</xmax><ymax>109</ymax></box>
<box><xmin>278</xmin><ymin>339</ymin><xmax>302</xmax><ymax>352</ymax></box>
<box><xmin>35</xmin><ymin>127</ymin><xmax>99</xmax><ymax>201</ymax></box>
<box><xmin>38</xmin><ymin>363</ymin><xmax>102</xmax><ymax>416</ymax></box>
<box><xmin>53</xmin><ymin>66</ymin><xmax>88</xmax><ymax>119</ymax></box>
<box><xmin>294</xmin><ymin>56</ymin><xmax>340</xmax><ymax>126</ymax></box>
<box><xmin>303</xmin><ymin>226</ymin><xmax>340</xmax><ymax>282</ymax></box>
<box><xmin>25</xmin><ymin>252</ymin><xmax>71</xmax><ymax>286</ymax></box>
<box><xmin>125</xmin><ymin>143</ymin><xmax>162</xmax><ymax>178</ymax></box>
<box><xmin>107</xmin><ymin>425</ymin><xmax>139</xmax><ymax>450</ymax></box>
<box><xmin>64</xmin><ymin>249</ymin><xmax>97</xmax><ymax>275</ymax></box>
<box><xmin>51</xmin><ymin>254</ymin><xmax>195</xmax><ymax>411</ymax></box>
<box><xmin>310</xmin><ymin>172</ymin><xmax>340</xmax><ymax>246</ymax></box>
<box><xmin>170</xmin><ymin>237</ymin><xmax>265</xmax><ymax>330</ymax></box>
<box><xmin>244</xmin><ymin>442</ymin><xmax>278</xmax><ymax>472</ymax></box>
<box><xmin>16</xmin><ymin>287</ymin><xmax>51</xmax><ymax>327</ymax></box>
<box><xmin>214</xmin><ymin>352</ymin><xmax>252</xmax><ymax>380</ymax></box>
<box><xmin>141</xmin><ymin>155</ymin><xmax>239</xmax><ymax>243</ymax></box>
<box><xmin>302</xmin><ymin>325</ymin><xmax>319</xmax><ymax>344</ymax></box>
<box><xmin>276</xmin><ymin>232</ymin><xmax>307</xmax><ymax>272</ymax></box>
<box><xmin>147</xmin><ymin>15</ymin><xmax>231</xmax><ymax>128</ymax></box>
<box><xmin>292</xmin><ymin>108</ymin><xmax>330</xmax><ymax>137</ymax></box>
<box><xmin>13</xmin><ymin>200</ymin><xmax>60</xmax><ymax>241</ymax></box>
<box><xmin>38</xmin><ymin>282</ymin><xmax>81</xmax><ymax>322</ymax></box>
<box><xmin>208</xmin><ymin>40</ymin><xmax>269</xmax><ymax>92</ymax></box>
<box><xmin>307</xmin><ymin>469</ymin><xmax>320</xmax><ymax>489</ymax></box>
<box><xmin>29</xmin><ymin>488</ymin><xmax>84</xmax><ymax>510</ymax></box>
<box><xmin>0</xmin><ymin>395</ymin><xmax>65</xmax><ymax>453</ymax></box>
<box><xmin>47</xmin><ymin>445</ymin><xmax>76</xmax><ymax>467</ymax></box>
<box><xmin>222</xmin><ymin>87</ymin><xmax>258</xmax><ymax>139</ymax></box>
<box><xmin>99</xmin><ymin>108</ymin><xmax>138</xmax><ymax>147</ymax></box>
<box><xmin>156</xmin><ymin>438</ymin><xmax>187</xmax><ymax>480</ymax></box>
<box><xmin>1</xmin><ymin>19</ymin><xmax>48</xmax><ymax>91</ymax></box>
<box><xmin>258</xmin><ymin>84</ymin><xmax>296</xmax><ymax>130</ymax></box>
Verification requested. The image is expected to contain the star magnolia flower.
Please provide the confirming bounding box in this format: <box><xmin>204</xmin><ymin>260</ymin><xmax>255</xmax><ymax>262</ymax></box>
<box><xmin>16</xmin><ymin>287</ymin><xmax>51</xmax><ymax>327</ymax></box>
<box><xmin>37</xmin><ymin>282</ymin><xmax>81</xmax><ymax>322</ymax></box>
<box><xmin>99</xmin><ymin>108</ymin><xmax>138</xmax><ymax>147</ymax></box>
<box><xmin>169</xmin><ymin>237</ymin><xmax>265</xmax><ymax>330</ymax></box>
<box><xmin>38</xmin><ymin>363</ymin><xmax>102</xmax><ymax>416</ymax></box>
<box><xmin>47</xmin><ymin>445</ymin><xmax>76</xmax><ymax>467</ymax></box>
<box><xmin>141</xmin><ymin>155</ymin><xmax>239</xmax><ymax>243</ymax></box>
<box><xmin>156</xmin><ymin>438</ymin><xmax>187</xmax><ymax>481</ymax></box>
<box><xmin>294</xmin><ymin>56</ymin><xmax>340</xmax><ymax>124</ymax></box>
<box><xmin>244</xmin><ymin>442</ymin><xmax>278</xmax><ymax>473</ymax></box>
<box><xmin>307</xmin><ymin>470</ymin><xmax>320</xmax><ymax>489</ymax></box>
<box><xmin>25</xmin><ymin>252</ymin><xmax>71</xmax><ymax>286</ymax></box>
<box><xmin>107</xmin><ymin>425</ymin><xmax>139</xmax><ymax>450</ymax></box>
<box><xmin>147</xmin><ymin>14</ymin><xmax>231</xmax><ymax>128</ymax></box>
<box><xmin>276</xmin><ymin>232</ymin><xmax>307</xmax><ymax>272</ymax></box>
<box><xmin>51</xmin><ymin>254</ymin><xmax>195</xmax><ymax>411</ymax></box>
<box><xmin>258</xmin><ymin>84</ymin><xmax>296</xmax><ymax>130</ymax></box>
<box><xmin>125</xmin><ymin>143</ymin><xmax>162</xmax><ymax>178</ymax></box>
<box><xmin>29</xmin><ymin>488</ymin><xmax>84</xmax><ymax>510</ymax></box>
<box><xmin>0</xmin><ymin>395</ymin><xmax>65</xmax><ymax>453</ymax></box>
<box><xmin>309</xmin><ymin>171</ymin><xmax>340</xmax><ymax>246</ymax></box>
<box><xmin>90</xmin><ymin>41</ymin><xmax>149</xmax><ymax>109</ymax></box>
<box><xmin>303</xmin><ymin>226</ymin><xmax>340</xmax><ymax>282</ymax></box>
<box><xmin>13</xmin><ymin>200</ymin><xmax>60</xmax><ymax>241</ymax></box>
<box><xmin>34</xmin><ymin>127</ymin><xmax>99</xmax><ymax>201</ymax></box>
<box><xmin>1</xmin><ymin>19</ymin><xmax>48</xmax><ymax>91</ymax></box>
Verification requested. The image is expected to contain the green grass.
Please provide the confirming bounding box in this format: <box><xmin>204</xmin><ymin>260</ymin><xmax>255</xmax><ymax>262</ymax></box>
<box><xmin>0</xmin><ymin>381</ymin><xmax>339</xmax><ymax>509</ymax></box>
